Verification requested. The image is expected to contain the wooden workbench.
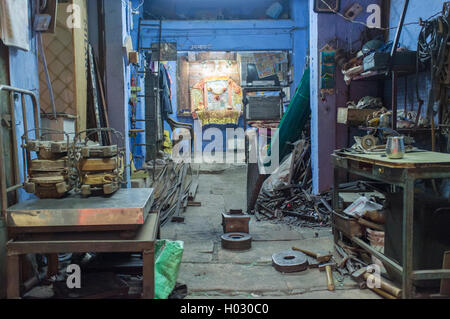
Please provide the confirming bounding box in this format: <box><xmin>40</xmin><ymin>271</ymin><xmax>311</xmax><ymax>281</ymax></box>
<box><xmin>6</xmin><ymin>213</ymin><xmax>160</xmax><ymax>299</ymax></box>
<box><xmin>332</xmin><ymin>150</ymin><xmax>450</xmax><ymax>299</ymax></box>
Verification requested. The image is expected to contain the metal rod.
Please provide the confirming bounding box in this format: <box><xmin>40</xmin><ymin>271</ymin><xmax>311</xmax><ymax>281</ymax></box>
<box><xmin>9</xmin><ymin>92</ymin><xmax>20</xmax><ymax>201</ymax></box>
<box><xmin>412</xmin><ymin>269</ymin><xmax>450</xmax><ymax>281</ymax></box>
<box><xmin>392</xmin><ymin>71</ymin><xmax>398</xmax><ymax>130</ymax></box>
<box><xmin>7</xmin><ymin>184</ymin><xmax>23</xmax><ymax>193</ymax></box>
<box><xmin>0</xmin><ymin>85</ymin><xmax>40</xmax><ymax>218</ymax></box>
<box><xmin>389</xmin><ymin>0</ymin><xmax>410</xmax><ymax>66</ymax></box>
<box><xmin>352</xmin><ymin>237</ymin><xmax>403</xmax><ymax>275</ymax></box>
<box><xmin>402</xmin><ymin>178</ymin><xmax>415</xmax><ymax>299</ymax></box>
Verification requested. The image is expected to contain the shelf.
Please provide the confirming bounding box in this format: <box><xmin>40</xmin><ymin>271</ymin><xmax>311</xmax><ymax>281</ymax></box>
<box><xmin>356</xmin><ymin>126</ymin><xmax>439</xmax><ymax>134</ymax></box>
<box><xmin>352</xmin><ymin>65</ymin><xmax>417</xmax><ymax>82</ymax></box>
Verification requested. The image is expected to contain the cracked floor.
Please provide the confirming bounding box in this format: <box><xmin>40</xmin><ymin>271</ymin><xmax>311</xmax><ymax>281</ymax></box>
<box><xmin>162</xmin><ymin>165</ymin><xmax>380</xmax><ymax>299</ymax></box>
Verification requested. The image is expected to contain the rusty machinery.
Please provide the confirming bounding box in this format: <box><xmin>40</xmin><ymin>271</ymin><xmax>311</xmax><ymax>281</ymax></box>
<box><xmin>22</xmin><ymin>129</ymin><xmax>75</xmax><ymax>199</ymax></box>
<box><xmin>71</xmin><ymin>128</ymin><xmax>126</xmax><ymax>197</ymax></box>
<box><xmin>221</xmin><ymin>209</ymin><xmax>252</xmax><ymax>251</ymax></box>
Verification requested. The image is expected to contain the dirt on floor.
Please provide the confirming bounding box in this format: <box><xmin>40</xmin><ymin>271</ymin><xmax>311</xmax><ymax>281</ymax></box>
<box><xmin>162</xmin><ymin>164</ymin><xmax>380</xmax><ymax>299</ymax></box>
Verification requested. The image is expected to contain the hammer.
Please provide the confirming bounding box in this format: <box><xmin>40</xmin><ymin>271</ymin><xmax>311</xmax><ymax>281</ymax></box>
<box><xmin>292</xmin><ymin>247</ymin><xmax>332</xmax><ymax>263</ymax></box>
<box><xmin>319</xmin><ymin>262</ymin><xmax>336</xmax><ymax>292</ymax></box>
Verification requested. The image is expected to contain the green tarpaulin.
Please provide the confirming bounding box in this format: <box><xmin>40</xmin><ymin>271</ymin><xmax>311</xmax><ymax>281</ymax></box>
<box><xmin>268</xmin><ymin>68</ymin><xmax>310</xmax><ymax>163</ymax></box>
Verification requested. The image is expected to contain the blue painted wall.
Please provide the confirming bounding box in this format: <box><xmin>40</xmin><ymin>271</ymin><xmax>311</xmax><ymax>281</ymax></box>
<box><xmin>132</xmin><ymin>0</ymin><xmax>309</xmax><ymax>155</ymax></box>
<box><xmin>144</xmin><ymin>0</ymin><xmax>291</xmax><ymax>20</ymax></box>
<box><xmin>9</xmin><ymin>2</ymin><xmax>40</xmax><ymax>202</ymax></box>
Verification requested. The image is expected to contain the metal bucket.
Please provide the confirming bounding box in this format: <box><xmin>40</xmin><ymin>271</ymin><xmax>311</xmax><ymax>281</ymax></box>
<box><xmin>0</xmin><ymin>218</ymin><xmax>6</xmax><ymax>299</ymax></box>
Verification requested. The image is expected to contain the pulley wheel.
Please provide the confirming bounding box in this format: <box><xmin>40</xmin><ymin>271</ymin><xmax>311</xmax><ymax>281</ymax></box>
<box><xmin>272</xmin><ymin>250</ymin><xmax>308</xmax><ymax>273</ymax></box>
<box><xmin>221</xmin><ymin>233</ymin><xmax>252</xmax><ymax>251</ymax></box>
<box><xmin>361</xmin><ymin>135</ymin><xmax>378</xmax><ymax>151</ymax></box>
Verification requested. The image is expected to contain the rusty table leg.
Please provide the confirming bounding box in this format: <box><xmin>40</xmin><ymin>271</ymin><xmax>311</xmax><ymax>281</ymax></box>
<box><xmin>47</xmin><ymin>254</ymin><xmax>59</xmax><ymax>278</ymax></box>
<box><xmin>142</xmin><ymin>247</ymin><xmax>155</xmax><ymax>299</ymax></box>
<box><xmin>7</xmin><ymin>254</ymin><xmax>20</xmax><ymax>299</ymax></box>
<box><xmin>402</xmin><ymin>178</ymin><xmax>415</xmax><ymax>299</ymax></box>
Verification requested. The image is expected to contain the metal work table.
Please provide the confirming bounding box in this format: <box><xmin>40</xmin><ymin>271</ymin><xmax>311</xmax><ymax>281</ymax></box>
<box><xmin>6</xmin><ymin>212</ymin><xmax>160</xmax><ymax>299</ymax></box>
<box><xmin>6</xmin><ymin>188</ymin><xmax>154</xmax><ymax>234</ymax></box>
<box><xmin>332</xmin><ymin>150</ymin><xmax>450</xmax><ymax>299</ymax></box>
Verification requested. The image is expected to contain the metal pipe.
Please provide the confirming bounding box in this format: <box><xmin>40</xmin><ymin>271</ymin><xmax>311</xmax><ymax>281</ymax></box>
<box><xmin>8</xmin><ymin>92</ymin><xmax>20</xmax><ymax>201</ymax></box>
<box><xmin>0</xmin><ymin>85</ymin><xmax>40</xmax><ymax>218</ymax></box>
<box><xmin>6</xmin><ymin>184</ymin><xmax>23</xmax><ymax>193</ymax></box>
<box><xmin>0</xmin><ymin>117</ymin><xmax>7</xmax><ymax>218</ymax></box>
<box><xmin>352</xmin><ymin>237</ymin><xmax>403</xmax><ymax>275</ymax></box>
<box><xmin>390</xmin><ymin>0</ymin><xmax>410</xmax><ymax>65</ymax></box>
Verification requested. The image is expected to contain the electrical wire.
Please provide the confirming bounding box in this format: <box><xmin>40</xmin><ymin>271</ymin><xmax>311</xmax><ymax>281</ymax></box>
<box><xmin>319</xmin><ymin>0</ymin><xmax>440</xmax><ymax>31</ymax></box>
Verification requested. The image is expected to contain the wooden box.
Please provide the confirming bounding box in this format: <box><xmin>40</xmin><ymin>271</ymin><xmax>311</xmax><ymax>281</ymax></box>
<box><xmin>337</xmin><ymin>108</ymin><xmax>377</xmax><ymax>125</ymax></box>
<box><xmin>332</xmin><ymin>211</ymin><xmax>363</xmax><ymax>238</ymax></box>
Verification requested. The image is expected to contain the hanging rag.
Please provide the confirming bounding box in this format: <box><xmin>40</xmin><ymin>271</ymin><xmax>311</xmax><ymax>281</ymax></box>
<box><xmin>0</xmin><ymin>0</ymin><xmax>30</xmax><ymax>51</ymax></box>
<box><xmin>160</xmin><ymin>64</ymin><xmax>173</xmax><ymax>119</ymax></box>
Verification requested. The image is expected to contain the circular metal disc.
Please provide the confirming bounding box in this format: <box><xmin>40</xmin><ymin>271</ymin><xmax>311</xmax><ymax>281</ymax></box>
<box><xmin>221</xmin><ymin>233</ymin><xmax>252</xmax><ymax>251</ymax></box>
<box><xmin>272</xmin><ymin>250</ymin><xmax>308</xmax><ymax>273</ymax></box>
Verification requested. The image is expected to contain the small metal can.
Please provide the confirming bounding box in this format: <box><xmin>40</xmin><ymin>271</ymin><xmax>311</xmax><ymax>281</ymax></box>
<box><xmin>386</xmin><ymin>136</ymin><xmax>405</xmax><ymax>159</ymax></box>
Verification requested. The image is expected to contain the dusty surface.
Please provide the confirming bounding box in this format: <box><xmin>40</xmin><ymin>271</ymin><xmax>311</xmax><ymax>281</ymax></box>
<box><xmin>162</xmin><ymin>165</ymin><xmax>380</xmax><ymax>299</ymax></box>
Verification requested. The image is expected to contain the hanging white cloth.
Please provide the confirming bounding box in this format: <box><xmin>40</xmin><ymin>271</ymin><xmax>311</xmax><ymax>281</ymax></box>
<box><xmin>0</xmin><ymin>0</ymin><xmax>30</xmax><ymax>51</ymax></box>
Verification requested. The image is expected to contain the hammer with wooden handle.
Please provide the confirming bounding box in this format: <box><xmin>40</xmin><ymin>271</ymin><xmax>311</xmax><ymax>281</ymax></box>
<box><xmin>292</xmin><ymin>247</ymin><xmax>332</xmax><ymax>263</ymax></box>
<box><xmin>319</xmin><ymin>262</ymin><xmax>336</xmax><ymax>291</ymax></box>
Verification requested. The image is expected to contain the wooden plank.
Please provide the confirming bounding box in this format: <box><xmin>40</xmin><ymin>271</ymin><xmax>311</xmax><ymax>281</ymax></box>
<box><xmin>73</xmin><ymin>0</ymin><xmax>88</xmax><ymax>133</ymax></box>
<box><xmin>177</xmin><ymin>56</ymin><xmax>190</xmax><ymax>113</ymax></box>
<box><xmin>79</xmin><ymin>158</ymin><xmax>117</xmax><ymax>172</ymax></box>
<box><xmin>6</xmin><ymin>254</ymin><xmax>20</xmax><ymax>299</ymax></box>
<box><xmin>187</xmin><ymin>201</ymin><xmax>202</xmax><ymax>207</ymax></box>
<box><xmin>337</xmin><ymin>151</ymin><xmax>450</xmax><ymax>169</ymax></box>
<box><xmin>337</xmin><ymin>108</ymin><xmax>379</xmax><ymax>125</ymax></box>
<box><xmin>30</xmin><ymin>159</ymin><xmax>67</xmax><ymax>171</ymax></box>
<box><xmin>440</xmin><ymin>251</ymin><xmax>450</xmax><ymax>295</ymax></box>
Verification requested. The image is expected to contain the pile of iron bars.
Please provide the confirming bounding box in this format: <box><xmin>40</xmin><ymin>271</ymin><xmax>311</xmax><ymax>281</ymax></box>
<box><xmin>255</xmin><ymin>139</ymin><xmax>333</xmax><ymax>228</ymax></box>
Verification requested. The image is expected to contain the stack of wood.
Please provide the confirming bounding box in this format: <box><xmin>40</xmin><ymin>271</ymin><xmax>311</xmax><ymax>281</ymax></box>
<box><xmin>150</xmin><ymin>161</ymin><xmax>200</xmax><ymax>226</ymax></box>
<box><xmin>24</xmin><ymin>140</ymin><xmax>73</xmax><ymax>199</ymax></box>
<box><xmin>77</xmin><ymin>145</ymin><xmax>124</xmax><ymax>197</ymax></box>
<box><xmin>255</xmin><ymin>139</ymin><xmax>333</xmax><ymax>227</ymax></box>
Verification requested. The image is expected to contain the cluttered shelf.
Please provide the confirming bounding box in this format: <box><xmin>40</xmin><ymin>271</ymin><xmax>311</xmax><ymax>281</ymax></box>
<box><xmin>352</xmin><ymin>65</ymin><xmax>417</xmax><ymax>82</ymax></box>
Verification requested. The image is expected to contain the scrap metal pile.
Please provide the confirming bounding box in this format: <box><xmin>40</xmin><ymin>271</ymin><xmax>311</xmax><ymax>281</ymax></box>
<box><xmin>149</xmin><ymin>160</ymin><xmax>199</xmax><ymax>226</ymax></box>
<box><xmin>255</xmin><ymin>139</ymin><xmax>333</xmax><ymax>227</ymax></box>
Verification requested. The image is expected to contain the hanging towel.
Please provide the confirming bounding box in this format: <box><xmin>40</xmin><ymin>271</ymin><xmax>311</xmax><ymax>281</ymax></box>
<box><xmin>0</xmin><ymin>0</ymin><xmax>30</xmax><ymax>51</ymax></box>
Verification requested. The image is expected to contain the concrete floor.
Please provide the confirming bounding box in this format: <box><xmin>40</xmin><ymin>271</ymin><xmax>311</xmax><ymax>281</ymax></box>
<box><xmin>162</xmin><ymin>164</ymin><xmax>380</xmax><ymax>299</ymax></box>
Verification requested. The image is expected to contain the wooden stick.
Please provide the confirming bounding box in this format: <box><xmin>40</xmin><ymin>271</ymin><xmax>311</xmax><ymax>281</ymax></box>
<box><xmin>363</xmin><ymin>273</ymin><xmax>402</xmax><ymax>298</ymax></box>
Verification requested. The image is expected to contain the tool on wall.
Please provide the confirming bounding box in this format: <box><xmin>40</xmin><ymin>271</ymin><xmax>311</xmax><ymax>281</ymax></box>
<box><xmin>344</xmin><ymin>3</ymin><xmax>363</xmax><ymax>21</ymax></box>
<box><xmin>320</xmin><ymin>43</ymin><xmax>336</xmax><ymax>101</ymax></box>
<box><xmin>34</xmin><ymin>0</ymin><xmax>58</xmax><ymax>120</ymax></box>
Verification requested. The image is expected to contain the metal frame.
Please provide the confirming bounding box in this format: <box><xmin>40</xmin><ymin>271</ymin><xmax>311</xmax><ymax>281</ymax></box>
<box><xmin>242</xmin><ymin>86</ymin><xmax>285</xmax><ymax>164</ymax></box>
<box><xmin>332</xmin><ymin>152</ymin><xmax>450</xmax><ymax>299</ymax></box>
<box><xmin>6</xmin><ymin>213</ymin><xmax>160</xmax><ymax>299</ymax></box>
<box><xmin>0</xmin><ymin>85</ymin><xmax>40</xmax><ymax>219</ymax></box>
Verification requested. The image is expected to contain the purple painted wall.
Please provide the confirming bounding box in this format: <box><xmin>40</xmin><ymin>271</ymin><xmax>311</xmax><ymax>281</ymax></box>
<box><xmin>309</xmin><ymin>0</ymin><xmax>383</xmax><ymax>194</ymax></box>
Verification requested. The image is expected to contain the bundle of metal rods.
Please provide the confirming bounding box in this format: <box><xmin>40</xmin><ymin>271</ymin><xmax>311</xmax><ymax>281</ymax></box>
<box><xmin>255</xmin><ymin>139</ymin><xmax>333</xmax><ymax>227</ymax></box>
<box><xmin>149</xmin><ymin>161</ymin><xmax>195</xmax><ymax>226</ymax></box>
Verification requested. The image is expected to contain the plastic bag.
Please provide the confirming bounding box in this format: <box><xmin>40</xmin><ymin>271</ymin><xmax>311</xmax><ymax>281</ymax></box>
<box><xmin>261</xmin><ymin>153</ymin><xmax>293</xmax><ymax>193</ymax></box>
<box><xmin>155</xmin><ymin>240</ymin><xmax>184</xmax><ymax>299</ymax></box>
